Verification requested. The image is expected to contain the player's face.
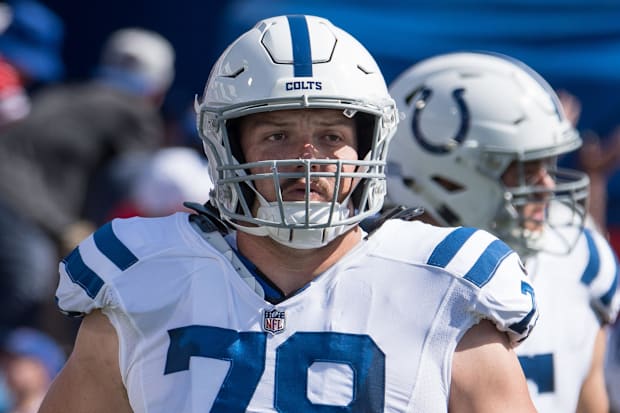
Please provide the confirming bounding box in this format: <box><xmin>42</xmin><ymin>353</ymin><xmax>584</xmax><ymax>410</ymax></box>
<box><xmin>239</xmin><ymin>109</ymin><xmax>359</xmax><ymax>205</ymax></box>
<box><xmin>502</xmin><ymin>158</ymin><xmax>556</xmax><ymax>233</ymax></box>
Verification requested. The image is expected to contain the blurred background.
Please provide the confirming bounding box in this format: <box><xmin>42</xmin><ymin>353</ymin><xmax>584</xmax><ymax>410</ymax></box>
<box><xmin>2</xmin><ymin>0</ymin><xmax>620</xmax><ymax>411</ymax></box>
<box><xmin>39</xmin><ymin>0</ymin><xmax>620</xmax><ymax>136</ymax></box>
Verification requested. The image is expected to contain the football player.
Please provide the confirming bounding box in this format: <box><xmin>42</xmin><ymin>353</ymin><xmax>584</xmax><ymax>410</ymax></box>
<box><xmin>386</xmin><ymin>51</ymin><xmax>620</xmax><ymax>413</ymax></box>
<box><xmin>39</xmin><ymin>17</ymin><xmax>538</xmax><ymax>412</ymax></box>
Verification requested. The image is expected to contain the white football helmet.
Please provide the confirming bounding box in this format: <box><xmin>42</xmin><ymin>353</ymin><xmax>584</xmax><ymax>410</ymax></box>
<box><xmin>386</xmin><ymin>52</ymin><xmax>589</xmax><ymax>257</ymax></box>
<box><xmin>196</xmin><ymin>15</ymin><xmax>398</xmax><ymax>249</ymax></box>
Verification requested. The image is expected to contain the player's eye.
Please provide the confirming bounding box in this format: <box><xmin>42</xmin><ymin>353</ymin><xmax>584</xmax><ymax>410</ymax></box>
<box><xmin>322</xmin><ymin>134</ymin><xmax>345</xmax><ymax>145</ymax></box>
<box><xmin>267</xmin><ymin>133</ymin><xmax>286</xmax><ymax>142</ymax></box>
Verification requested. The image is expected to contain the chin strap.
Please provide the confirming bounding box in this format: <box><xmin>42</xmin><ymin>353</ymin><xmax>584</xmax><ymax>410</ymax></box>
<box><xmin>362</xmin><ymin>205</ymin><xmax>425</xmax><ymax>238</ymax></box>
<box><xmin>184</xmin><ymin>202</ymin><xmax>265</xmax><ymax>298</ymax></box>
<box><xmin>183</xmin><ymin>202</ymin><xmax>230</xmax><ymax>233</ymax></box>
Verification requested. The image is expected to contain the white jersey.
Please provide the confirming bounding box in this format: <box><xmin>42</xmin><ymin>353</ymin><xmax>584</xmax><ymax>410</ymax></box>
<box><xmin>56</xmin><ymin>213</ymin><xmax>537</xmax><ymax>413</ymax></box>
<box><xmin>517</xmin><ymin>227</ymin><xmax>620</xmax><ymax>413</ymax></box>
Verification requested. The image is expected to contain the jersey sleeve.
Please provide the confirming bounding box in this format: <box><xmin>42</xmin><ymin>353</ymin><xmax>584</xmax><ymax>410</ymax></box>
<box><xmin>424</xmin><ymin>226</ymin><xmax>538</xmax><ymax>347</ymax></box>
<box><xmin>581</xmin><ymin>228</ymin><xmax>620</xmax><ymax>324</ymax></box>
<box><xmin>55</xmin><ymin>220</ymin><xmax>140</xmax><ymax>317</ymax></box>
<box><xmin>471</xmin><ymin>250</ymin><xmax>537</xmax><ymax>346</ymax></box>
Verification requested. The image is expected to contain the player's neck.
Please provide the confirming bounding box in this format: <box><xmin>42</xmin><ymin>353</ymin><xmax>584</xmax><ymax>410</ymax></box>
<box><xmin>237</xmin><ymin>226</ymin><xmax>363</xmax><ymax>296</ymax></box>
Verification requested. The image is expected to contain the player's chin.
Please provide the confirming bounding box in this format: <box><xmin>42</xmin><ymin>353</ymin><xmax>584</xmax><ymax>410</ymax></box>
<box><xmin>523</xmin><ymin>218</ymin><xmax>545</xmax><ymax>233</ymax></box>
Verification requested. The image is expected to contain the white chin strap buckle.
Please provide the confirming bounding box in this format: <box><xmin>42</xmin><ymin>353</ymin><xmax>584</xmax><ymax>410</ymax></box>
<box><xmin>256</xmin><ymin>201</ymin><xmax>351</xmax><ymax>249</ymax></box>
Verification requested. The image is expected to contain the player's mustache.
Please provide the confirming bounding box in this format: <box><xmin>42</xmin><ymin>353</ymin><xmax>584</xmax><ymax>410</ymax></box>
<box><xmin>279</xmin><ymin>177</ymin><xmax>331</xmax><ymax>195</ymax></box>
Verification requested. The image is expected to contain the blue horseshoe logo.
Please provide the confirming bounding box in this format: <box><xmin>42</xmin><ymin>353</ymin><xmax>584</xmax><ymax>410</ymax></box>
<box><xmin>412</xmin><ymin>87</ymin><xmax>470</xmax><ymax>154</ymax></box>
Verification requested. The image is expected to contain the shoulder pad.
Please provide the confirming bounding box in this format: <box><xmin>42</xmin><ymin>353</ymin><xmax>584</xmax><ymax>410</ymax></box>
<box><xmin>56</xmin><ymin>215</ymin><xmax>187</xmax><ymax>316</ymax></box>
<box><xmin>372</xmin><ymin>222</ymin><xmax>537</xmax><ymax>345</ymax></box>
<box><xmin>184</xmin><ymin>202</ymin><xmax>230</xmax><ymax>234</ymax></box>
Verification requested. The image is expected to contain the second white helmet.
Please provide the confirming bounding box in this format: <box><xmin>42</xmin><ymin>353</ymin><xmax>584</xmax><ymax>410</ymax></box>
<box><xmin>386</xmin><ymin>51</ymin><xmax>589</xmax><ymax>256</ymax></box>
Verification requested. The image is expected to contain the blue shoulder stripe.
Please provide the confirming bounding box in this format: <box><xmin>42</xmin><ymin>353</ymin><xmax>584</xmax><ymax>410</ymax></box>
<box><xmin>427</xmin><ymin>227</ymin><xmax>477</xmax><ymax>268</ymax></box>
<box><xmin>93</xmin><ymin>222</ymin><xmax>138</xmax><ymax>271</ymax></box>
<box><xmin>287</xmin><ymin>15</ymin><xmax>312</xmax><ymax>77</ymax></box>
<box><xmin>580</xmin><ymin>229</ymin><xmax>600</xmax><ymax>286</ymax></box>
<box><xmin>510</xmin><ymin>281</ymin><xmax>537</xmax><ymax>336</ymax></box>
<box><xmin>463</xmin><ymin>239</ymin><xmax>512</xmax><ymax>287</ymax></box>
<box><xmin>62</xmin><ymin>248</ymin><xmax>104</xmax><ymax>299</ymax></box>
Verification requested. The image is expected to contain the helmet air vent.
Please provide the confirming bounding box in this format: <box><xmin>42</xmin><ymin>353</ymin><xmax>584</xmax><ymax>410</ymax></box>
<box><xmin>222</xmin><ymin>66</ymin><xmax>245</xmax><ymax>79</ymax></box>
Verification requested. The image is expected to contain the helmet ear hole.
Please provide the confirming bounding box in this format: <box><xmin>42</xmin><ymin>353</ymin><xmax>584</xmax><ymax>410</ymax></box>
<box><xmin>350</xmin><ymin>112</ymin><xmax>381</xmax><ymax>208</ymax></box>
<box><xmin>225</xmin><ymin>118</ymin><xmax>245</xmax><ymax>164</ymax></box>
<box><xmin>223</xmin><ymin>117</ymin><xmax>256</xmax><ymax>215</ymax></box>
<box><xmin>354</xmin><ymin>112</ymin><xmax>374</xmax><ymax>159</ymax></box>
<box><xmin>431</xmin><ymin>175</ymin><xmax>464</xmax><ymax>193</ymax></box>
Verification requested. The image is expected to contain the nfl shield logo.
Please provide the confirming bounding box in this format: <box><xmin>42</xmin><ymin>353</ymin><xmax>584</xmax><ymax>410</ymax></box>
<box><xmin>263</xmin><ymin>309</ymin><xmax>286</xmax><ymax>335</ymax></box>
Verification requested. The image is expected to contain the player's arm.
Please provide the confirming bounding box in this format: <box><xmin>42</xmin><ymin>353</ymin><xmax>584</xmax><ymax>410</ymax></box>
<box><xmin>449</xmin><ymin>319</ymin><xmax>537</xmax><ymax>413</ymax></box>
<box><xmin>38</xmin><ymin>310</ymin><xmax>133</xmax><ymax>413</ymax></box>
<box><xmin>576</xmin><ymin>326</ymin><xmax>609</xmax><ymax>413</ymax></box>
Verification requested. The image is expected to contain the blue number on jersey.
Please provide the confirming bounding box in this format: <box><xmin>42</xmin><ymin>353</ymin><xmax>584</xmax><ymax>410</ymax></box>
<box><xmin>518</xmin><ymin>353</ymin><xmax>554</xmax><ymax>393</ymax></box>
<box><xmin>165</xmin><ymin>326</ymin><xmax>386</xmax><ymax>412</ymax></box>
<box><xmin>165</xmin><ymin>326</ymin><xmax>267</xmax><ymax>410</ymax></box>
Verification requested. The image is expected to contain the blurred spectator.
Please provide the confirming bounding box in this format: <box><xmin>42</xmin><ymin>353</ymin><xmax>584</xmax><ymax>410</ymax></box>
<box><xmin>557</xmin><ymin>89</ymin><xmax>616</xmax><ymax>233</ymax></box>
<box><xmin>557</xmin><ymin>90</ymin><xmax>620</xmax><ymax>249</ymax></box>
<box><xmin>0</xmin><ymin>0</ymin><xmax>64</xmax><ymax>127</ymax></box>
<box><xmin>578</xmin><ymin>131</ymin><xmax>620</xmax><ymax>249</ymax></box>
<box><xmin>0</xmin><ymin>327</ymin><xmax>66</xmax><ymax>413</ymax></box>
<box><xmin>578</xmin><ymin>132</ymin><xmax>618</xmax><ymax>229</ymax></box>
<box><xmin>135</xmin><ymin>148</ymin><xmax>211</xmax><ymax>215</ymax></box>
<box><xmin>0</xmin><ymin>0</ymin><xmax>64</xmax><ymax>86</ymax></box>
<box><xmin>0</xmin><ymin>57</ymin><xmax>28</xmax><ymax>127</ymax></box>
<box><xmin>0</xmin><ymin>27</ymin><xmax>174</xmax><ymax>333</ymax></box>
<box><xmin>95</xmin><ymin>27</ymin><xmax>174</xmax><ymax>109</ymax></box>
<box><xmin>556</xmin><ymin>89</ymin><xmax>582</xmax><ymax>130</ymax></box>
<box><xmin>90</xmin><ymin>147</ymin><xmax>212</xmax><ymax>224</ymax></box>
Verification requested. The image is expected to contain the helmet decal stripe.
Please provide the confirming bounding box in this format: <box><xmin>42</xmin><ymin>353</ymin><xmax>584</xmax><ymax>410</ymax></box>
<box><xmin>412</xmin><ymin>88</ymin><xmax>469</xmax><ymax>154</ymax></box>
<box><xmin>286</xmin><ymin>15</ymin><xmax>313</xmax><ymax>77</ymax></box>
